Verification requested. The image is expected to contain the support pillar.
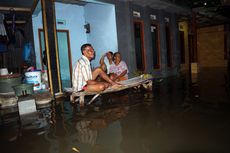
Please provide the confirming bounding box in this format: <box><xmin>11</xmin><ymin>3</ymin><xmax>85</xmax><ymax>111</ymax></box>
<box><xmin>188</xmin><ymin>12</ymin><xmax>199</xmax><ymax>83</ymax></box>
<box><xmin>192</xmin><ymin>12</ymin><xmax>198</xmax><ymax>62</ymax></box>
<box><xmin>41</xmin><ymin>0</ymin><xmax>62</xmax><ymax>95</ymax></box>
<box><xmin>225</xmin><ymin>24</ymin><xmax>230</xmax><ymax>89</ymax></box>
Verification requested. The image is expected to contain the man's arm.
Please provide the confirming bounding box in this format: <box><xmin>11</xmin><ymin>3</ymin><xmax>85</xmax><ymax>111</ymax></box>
<box><xmin>116</xmin><ymin>61</ymin><xmax>128</xmax><ymax>80</ymax></box>
<box><xmin>81</xmin><ymin>64</ymin><xmax>92</xmax><ymax>84</ymax></box>
<box><xmin>116</xmin><ymin>70</ymin><xmax>128</xmax><ymax>79</ymax></box>
<box><xmin>99</xmin><ymin>53</ymin><xmax>106</xmax><ymax>65</ymax></box>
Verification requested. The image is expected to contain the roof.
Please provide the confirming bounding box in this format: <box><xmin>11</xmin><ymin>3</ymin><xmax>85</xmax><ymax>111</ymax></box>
<box><xmin>0</xmin><ymin>0</ymin><xmax>229</xmax><ymax>27</ymax></box>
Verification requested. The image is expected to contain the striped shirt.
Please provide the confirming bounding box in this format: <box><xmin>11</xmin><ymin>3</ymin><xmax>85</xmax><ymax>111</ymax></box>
<box><xmin>72</xmin><ymin>55</ymin><xmax>92</xmax><ymax>91</ymax></box>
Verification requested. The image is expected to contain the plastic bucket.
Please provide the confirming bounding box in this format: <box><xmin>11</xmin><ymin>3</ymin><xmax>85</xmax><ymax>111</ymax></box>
<box><xmin>0</xmin><ymin>68</ymin><xmax>9</xmax><ymax>75</ymax></box>
<box><xmin>0</xmin><ymin>74</ymin><xmax>22</xmax><ymax>93</ymax></box>
<box><xmin>25</xmin><ymin>70</ymin><xmax>41</xmax><ymax>91</ymax></box>
<box><xmin>13</xmin><ymin>83</ymin><xmax>34</xmax><ymax>96</ymax></box>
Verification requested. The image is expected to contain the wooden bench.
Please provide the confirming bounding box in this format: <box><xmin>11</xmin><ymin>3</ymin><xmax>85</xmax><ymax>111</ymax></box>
<box><xmin>64</xmin><ymin>75</ymin><xmax>153</xmax><ymax>106</ymax></box>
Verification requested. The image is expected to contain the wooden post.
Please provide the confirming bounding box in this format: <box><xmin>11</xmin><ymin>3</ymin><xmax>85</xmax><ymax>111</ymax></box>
<box><xmin>41</xmin><ymin>0</ymin><xmax>62</xmax><ymax>95</ymax></box>
<box><xmin>192</xmin><ymin>12</ymin><xmax>198</xmax><ymax>62</ymax></box>
<box><xmin>79</xmin><ymin>95</ymin><xmax>85</xmax><ymax>107</ymax></box>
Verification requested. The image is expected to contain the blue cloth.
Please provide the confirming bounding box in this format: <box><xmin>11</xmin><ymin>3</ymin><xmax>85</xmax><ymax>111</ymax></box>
<box><xmin>22</xmin><ymin>42</ymin><xmax>32</xmax><ymax>61</ymax></box>
<box><xmin>0</xmin><ymin>42</ymin><xmax>7</xmax><ymax>53</ymax></box>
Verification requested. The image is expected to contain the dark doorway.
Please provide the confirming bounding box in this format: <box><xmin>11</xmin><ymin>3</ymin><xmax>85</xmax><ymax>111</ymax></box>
<box><xmin>179</xmin><ymin>31</ymin><xmax>185</xmax><ymax>64</ymax></box>
<box><xmin>151</xmin><ymin>24</ymin><xmax>160</xmax><ymax>69</ymax></box>
<box><xmin>188</xmin><ymin>34</ymin><xmax>194</xmax><ymax>63</ymax></box>
<box><xmin>134</xmin><ymin>21</ymin><xmax>145</xmax><ymax>71</ymax></box>
<box><xmin>165</xmin><ymin>22</ymin><xmax>172</xmax><ymax>67</ymax></box>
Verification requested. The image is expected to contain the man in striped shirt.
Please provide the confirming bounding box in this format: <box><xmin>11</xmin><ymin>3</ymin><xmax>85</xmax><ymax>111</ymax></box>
<box><xmin>72</xmin><ymin>43</ymin><xmax>118</xmax><ymax>92</ymax></box>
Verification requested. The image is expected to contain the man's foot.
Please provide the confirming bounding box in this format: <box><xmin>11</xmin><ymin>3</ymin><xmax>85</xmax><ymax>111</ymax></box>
<box><xmin>111</xmin><ymin>84</ymin><xmax>123</xmax><ymax>89</ymax></box>
<box><xmin>110</xmin><ymin>81</ymin><xmax>122</xmax><ymax>86</ymax></box>
<box><xmin>103</xmin><ymin>82</ymin><xmax>110</xmax><ymax>88</ymax></box>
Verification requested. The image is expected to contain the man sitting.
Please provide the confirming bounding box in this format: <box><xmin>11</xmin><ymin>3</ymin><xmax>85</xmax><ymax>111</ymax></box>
<box><xmin>72</xmin><ymin>44</ymin><xmax>118</xmax><ymax>92</ymax></box>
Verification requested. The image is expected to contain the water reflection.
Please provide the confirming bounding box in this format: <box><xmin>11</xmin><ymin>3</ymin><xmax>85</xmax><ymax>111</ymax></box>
<box><xmin>75</xmin><ymin>106</ymin><xmax>129</xmax><ymax>145</ymax></box>
<box><xmin>0</xmin><ymin>106</ymin><xmax>51</xmax><ymax>153</ymax></box>
<box><xmin>1</xmin><ymin>69</ymin><xmax>230</xmax><ymax>153</ymax></box>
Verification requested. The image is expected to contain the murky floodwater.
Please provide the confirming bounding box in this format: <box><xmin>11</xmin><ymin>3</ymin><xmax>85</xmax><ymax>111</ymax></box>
<box><xmin>1</xmin><ymin>69</ymin><xmax>230</xmax><ymax>153</ymax></box>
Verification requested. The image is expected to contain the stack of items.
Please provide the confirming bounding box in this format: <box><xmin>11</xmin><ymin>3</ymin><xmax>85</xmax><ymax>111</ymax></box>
<box><xmin>0</xmin><ymin>68</ymin><xmax>22</xmax><ymax>108</ymax></box>
<box><xmin>0</xmin><ymin>68</ymin><xmax>52</xmax><ymax>109</ymax></box>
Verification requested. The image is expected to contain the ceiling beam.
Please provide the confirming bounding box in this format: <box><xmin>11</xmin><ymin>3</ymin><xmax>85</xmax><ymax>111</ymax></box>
<box><xmin>6</xmin><ymin>20</ymin><xmax>27</xmax><ymax>24</ymax></box>
<box><xmin>0</xmin><ymin>6</ymin><xmax>31</xmax><ymax>12</ymax></box>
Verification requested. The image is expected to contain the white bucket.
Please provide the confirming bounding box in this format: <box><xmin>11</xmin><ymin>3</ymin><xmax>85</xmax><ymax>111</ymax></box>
<box><xmin>25</xmin><ymin>70</ymin><xmax>41</xmax><ymax>91</ymax></box>
<box><xmin>0</xmin><ymin>68</ymin><xmax>9</xmax><ymax>75</ymax></box>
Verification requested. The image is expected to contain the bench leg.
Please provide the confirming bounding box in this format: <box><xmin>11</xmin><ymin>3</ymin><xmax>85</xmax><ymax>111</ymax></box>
<box><xmin>142</xmin><ymin>80</ymin><xmax>152</xmax><ymax>91</ymax></box>
<box><xmin>79</xmin><ymin>95</ymin><xmax>85</xmax><ymax>107</ymax></box>
<box><xmin>70</xmin><ymin>95</ymin><xmax>74</xmax><ymax>103</ymax></box>
<box><xmin>87</xmin><ymin>94</ymin><xmax>100</xmax><ymax>105</ymax></box>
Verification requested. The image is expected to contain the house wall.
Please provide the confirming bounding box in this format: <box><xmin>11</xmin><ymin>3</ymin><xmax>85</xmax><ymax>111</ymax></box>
<box><xmin>197</xmin><ymin>25</ymin><xmax>227</xmax><ymax>68</ymax></box>
<box><xmin>84</xmin><ymin>3</ymin><xmax>118</xmax><ymax>67</ymax></box>
<box><xmin>32</xmin><ymin>10</ymin><xmax>43</xmax><ymax>69</ymax></box>
<box><xmin>114</xmin><ymin>1</ymin><xmax>136</xmax><ymax>76</ymax></box>
<box><xmin>114</xmin><ymin>1</ymin><xmax>181</xmax><ymax>77</ymax></box>
<box><xmin>55</xmin><ymin>3</ymin><xmax>87</xmax><ymax>67</ymax></box>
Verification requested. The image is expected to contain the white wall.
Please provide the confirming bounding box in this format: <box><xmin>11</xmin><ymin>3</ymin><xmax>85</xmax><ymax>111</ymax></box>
<box><xmin>84</xmin><ymin>3</ymin><xmax>118</xmax><ymax>67</ymax></box>
<box><xmin>55</xmin><ymin>2</ymin><xmax>87</xmax><ymax>66</ymax></box>
<box><xmin>32</xmin><ymin>11</ymin><xmax>43</xmax><ymax>69</ymax></box>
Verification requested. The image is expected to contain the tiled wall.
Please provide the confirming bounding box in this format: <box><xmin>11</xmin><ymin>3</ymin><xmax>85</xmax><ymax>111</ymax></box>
<box><xmin>197</xmin><ymin>25</ymin><xmax>227</xmax><ymax>68</ymax></box>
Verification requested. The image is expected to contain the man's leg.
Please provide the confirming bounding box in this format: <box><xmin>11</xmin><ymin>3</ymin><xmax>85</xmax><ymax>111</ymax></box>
<box><xmin>85</xmin><ymin>83</ymin><xmax>105</xmax><ymax>92</ymax></box>
<box><xmin>109</xmin><ymin>73</ymin><xmax>117</xmax><ymax>81</ymax></box>
<box><xmin>86</xmin><ymin>80</ymin><xmax>109</xmax><ymax>92</ymax></box>
<box><xmin>92</xmin><ymin>68</ymin><xmax>115</xmax><ymax>85</ymax></box>
<box><xmin>100</xmin><ymin>63</ymin><xmax>107</xmax><ymax>72</ymax></box>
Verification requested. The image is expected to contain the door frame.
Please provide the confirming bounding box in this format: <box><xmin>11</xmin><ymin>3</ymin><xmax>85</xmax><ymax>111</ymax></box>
<box><xmin>150</xmin><ymin>22</ymin><xmax>161</xmax><ymax>69</ymax></box>
<box><xmin>165</xmin><ymin>22</ymin><xmax>172</xmax><ymax>67</ymax></box>
<box><xmin>134</xmin><ymin>20</ymin><xmax>146</xmax><ymax>72</ymax></box>
<box><xmin>38</xmin><ymin>29</ymin><xmax>73</xmax><ymax>83</ymax></box>
<box><xmin>179</xmin><ymin>30</ymin><xmax>185</xmax><ymax>64</ymax></box>
<box><xmin>38</xmin><ymin>29</ymin><xmax>45</xmax><ymax>70</ymax></box>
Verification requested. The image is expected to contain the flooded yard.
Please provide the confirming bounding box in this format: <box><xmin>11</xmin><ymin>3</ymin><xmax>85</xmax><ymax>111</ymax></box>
<box><xmin>1</xmin><ymin>69</ymin><xmax>230</xmax><ymax>153</ymax></box>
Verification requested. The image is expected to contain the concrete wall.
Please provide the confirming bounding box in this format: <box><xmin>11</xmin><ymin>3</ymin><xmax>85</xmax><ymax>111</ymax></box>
<box><xmin>55</xmin><ymin>3</ymin><xmax>87</xmax><ymax>67</ymax></box>
<box><xmin>84</xmin><ymin>3</ymin><xmax>118</xmax><ymax>67</ymax></box>
<box><xmin>197</xmin><ymin>25</ymin><xmax>227</xmax><ymax>68</ymax></box>
<box><xmin>115</xmin><ymin>1</ymin><xmax>136</xmax><ymax>76</ymax></box>
<box><xmin>32</xmin><ymin>10</ymin><xmax>44</xmax><ymax>69</ymax></box>
<box><xmin>115</xmin><ymin>1</ymin><xmax>181</xmax><ymax>77</ymax></box>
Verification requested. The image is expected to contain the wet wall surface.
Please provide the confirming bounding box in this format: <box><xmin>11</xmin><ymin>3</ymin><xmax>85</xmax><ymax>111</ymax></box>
<box><xmin>0</xmin><ymin>69</ymin><xmax>230</xmax><ymax>153</ymax></box>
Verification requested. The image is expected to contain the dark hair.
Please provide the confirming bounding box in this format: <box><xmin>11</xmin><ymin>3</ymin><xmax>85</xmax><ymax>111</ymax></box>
<box><xmin>113</xmin><ymin>52</ymin><xmax>120</xmax><ymax>60</ymax></box>
<box><xmin>108</xmin><ymin>51</ymin><xmax>113</xmax><ymax>56</ymax></box>
<box><xmin>81</xmin><ymin>43</ymin><xmax>92</xmax><ymax>54</ymax></box>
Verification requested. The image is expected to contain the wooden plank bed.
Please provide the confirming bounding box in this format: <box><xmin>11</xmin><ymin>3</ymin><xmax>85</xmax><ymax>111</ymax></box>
<box><xmin>64</xmin><ymin>75</ymin><xmax>152</xmax><ymax>106</ymax></box>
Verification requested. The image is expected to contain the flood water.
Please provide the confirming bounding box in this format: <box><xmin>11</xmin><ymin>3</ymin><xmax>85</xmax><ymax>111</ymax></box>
<box><xmin>1</xmin><ymin>68</ymin><xmax>230</xmax><ymax>153</ymax></box>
